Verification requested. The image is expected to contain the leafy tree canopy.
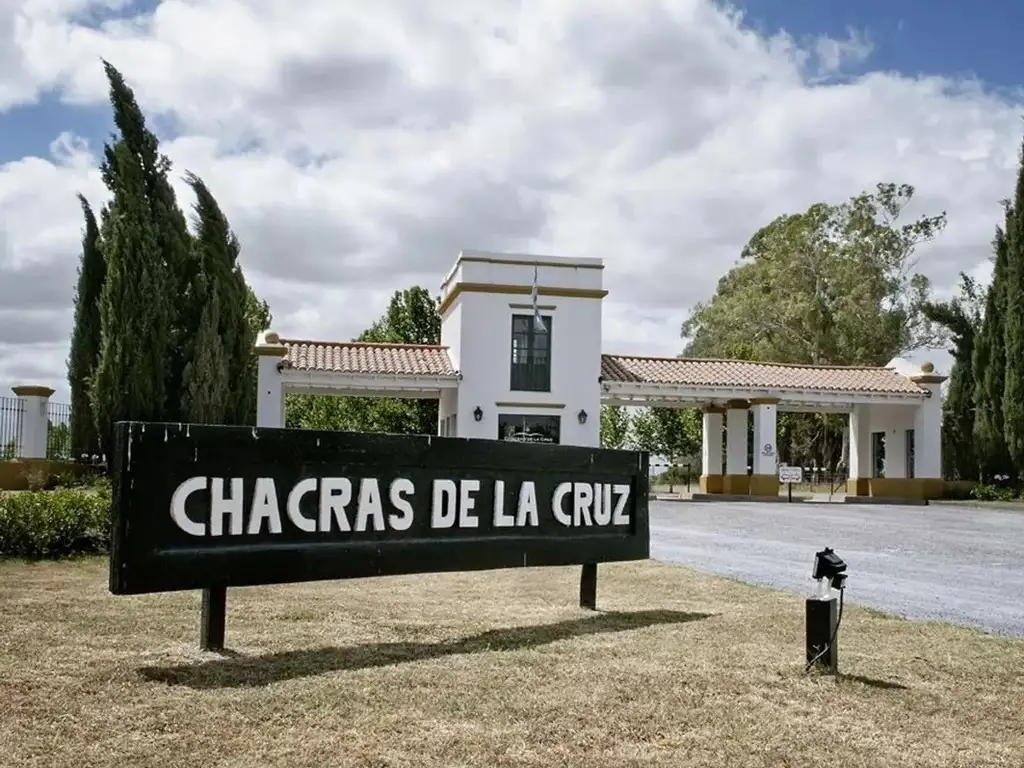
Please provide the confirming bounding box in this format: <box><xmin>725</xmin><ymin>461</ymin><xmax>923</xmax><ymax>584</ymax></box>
<box><xmin>681</xmin><ymin>183</ymin><xmax>947</xmax><ymax>366</ymax></box>
<box><xmin>599</xmin><ymin>406</ymin><xmax>633</xmax><ymax>449</ymax></box>
<box><xmin>286</xmin><ymin>287</ymin><xmax>441</xmax><ymax>435</ymax></box>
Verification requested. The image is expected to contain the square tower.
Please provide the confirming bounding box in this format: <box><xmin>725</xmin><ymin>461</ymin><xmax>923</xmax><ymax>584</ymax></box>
<box><xmin>437</xmin><ymin>250</ymin><xmax>606</xmax><ymax>447</ymax></box>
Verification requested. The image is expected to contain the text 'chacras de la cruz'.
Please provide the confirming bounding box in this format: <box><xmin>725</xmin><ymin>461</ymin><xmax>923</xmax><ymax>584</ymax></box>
<box><xmin>168</xmin><ymin>476</ymin><xmax>633</xmax><ymax>537</ymax></box>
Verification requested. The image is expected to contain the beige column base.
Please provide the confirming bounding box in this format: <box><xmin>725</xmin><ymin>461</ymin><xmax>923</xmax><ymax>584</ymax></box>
<box><xmin>847</xmin><ymin>478</ymin><xmax>947</xmax><ymax>500</ymax></box>
<box><xmin>699</xmin><ymin>474</ymin><xmax>723</xmax><ymax>494</ymax></box>
<box><xmin>846</xmin><ymin>478</ymin><xmax>870</xmax><ymax>496</ymax></box>
<box><xmin>749</xmin><ymin>474</ymin><xmax>780</xmax><ymax>497</ymax></box>
<box><xmin>722</xmin><ymin>474</ymin><xmax>750</xmax><ymax>495</ymax></box>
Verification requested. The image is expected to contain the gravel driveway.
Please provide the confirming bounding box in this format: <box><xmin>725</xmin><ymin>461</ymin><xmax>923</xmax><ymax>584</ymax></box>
<box><xmin>649</xmin><ymin>500</ymin><xmax>1024</xmax><ymax>637</ymax></box>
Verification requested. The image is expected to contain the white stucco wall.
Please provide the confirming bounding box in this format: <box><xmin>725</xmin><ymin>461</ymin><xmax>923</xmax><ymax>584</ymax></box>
<box><xmin>441</xmin><ymin>252</ymin><xmax>603</xmax><ymax>448</ymax></box>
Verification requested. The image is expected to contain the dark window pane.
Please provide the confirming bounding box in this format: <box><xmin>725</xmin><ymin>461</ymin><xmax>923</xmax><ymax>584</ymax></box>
<box><xmin>505</xmin><ymin>315</ymin><xmax>548</xmax><ymax>393</ymax></box>
<box><xmin>509</xmin><ymin>313</ymin><xmax>553</xmax><ymax>392</ymax></box>
<box><xmin>498</xmin><ymin>413</ymin><xmax>561</xmax><ymax>444</ymax></box>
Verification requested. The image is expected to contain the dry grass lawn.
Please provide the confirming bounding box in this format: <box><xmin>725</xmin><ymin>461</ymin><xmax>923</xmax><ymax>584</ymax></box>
<box><xmin>1</xmin><ymin>557</ymin><xmax>1022</xmax><ymax>768</ymax></box>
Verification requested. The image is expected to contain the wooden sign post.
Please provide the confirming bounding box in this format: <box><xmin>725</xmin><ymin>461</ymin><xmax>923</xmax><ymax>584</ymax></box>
<box><xmin>108</xmin><ymin>422</ymin><xmax>650</xmax><ymax>651</ymax></box>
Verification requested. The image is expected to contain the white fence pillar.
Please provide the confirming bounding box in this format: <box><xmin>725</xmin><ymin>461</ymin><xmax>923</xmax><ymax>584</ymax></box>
<box><xmin>12</xmin><ymin>385</ymin><xmax>54</xmax><ymax>459</ymax></box>
<box><xmin>256</xmin><ymin>332</ymin><xmax>287</xmax><ymax>428</ymax></box>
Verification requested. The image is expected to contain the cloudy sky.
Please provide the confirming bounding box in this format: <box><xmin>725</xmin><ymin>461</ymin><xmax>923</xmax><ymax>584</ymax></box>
<box><xmin>1</xmin><ymin>0</ymin><xmax>1023</xmax><ymax>404</ymax></box>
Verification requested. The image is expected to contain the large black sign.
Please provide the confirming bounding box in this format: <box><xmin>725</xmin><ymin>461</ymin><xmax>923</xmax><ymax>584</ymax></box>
<box><xmin>108</xmin><ymin>421</ymin><xmax>650</xmax><ymax>595</ymax></box>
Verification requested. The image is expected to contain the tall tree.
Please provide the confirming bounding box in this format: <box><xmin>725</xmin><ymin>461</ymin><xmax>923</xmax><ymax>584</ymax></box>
<box><xmin>600</xmin><ymin>406</ymin><xmax>633</xmax><ymax>449</ymax></box>
<box><xmin>921</xmin><ymin>273</ymin><xmax>984</xmax><ymax>479</ymax></box>
<box><xmin>90</xmin><ymin>139</ymin><xmax>172</xmax><ymax>455</ymax></box>
<box><xmin>66</xmin><ymin>194</ymin><xmax>105</xmax><ymax>460</ymax></box>
<box><xmin>1002</xmin><ymin>139</ymin><xmax>1024</xmax><ymax>478</ymax></box>
<box><xmin>182</xmin><ymin>171</ymin><xmax>263</xmax><ymax>424</ymax></box>
<box><xmin>973</xmin><ymin>214</ymin><xmax>1013</xmax><ymax>481</ymax></box>
<box><xmin>682</xmin><ymin>183</ymin><xmax>947</xmax><ymax>366</ymax></box>
<box><xmin>680</xmin><ymin>182</ymin><xmax>947</xmax><ymax>476</ymax></box>
<box><xmin>632</xmin><ymin>408</ymin><xmax>701</xmax><ymax>465</ymax></box>
<box><xmin>90</xmin><ymin>61</ymin><xmax>192</xmax><ymax>453</ymax></box>
<box><xmin>286</xmin><ymin>287</ymin><xmax>442</xmax><ymax>434</ymax></box>
<box><xmin>105</xmin><ymin>60</ymin><xmax>193</xmax><ymax>417</ymax></box>
<box><xmin>180</xmin><ymin>279</ymin><xmax>230</xmax><ymax>423</ymax></box>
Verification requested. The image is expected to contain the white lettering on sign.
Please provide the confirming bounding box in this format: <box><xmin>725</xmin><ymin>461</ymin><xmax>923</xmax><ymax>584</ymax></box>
<box><xmin>170</xmin><ymin>476</ymin><xmax>206</xmax><ymax>537</ymax></box>
<box><xmin>389</xmin><ymin>478</ymin><xmax>415</xmax><ymax>531</ymax></box>
<box><xmin>516</xmin><ymin>481</ymin><xmax>539</xmax><ymax>527</ymax></box>
<box><xmin>493</xmin><ymin>480</ymin><xmax>541</xmax><ymax>528</ymax></box>
<box><xmin>287</xmin><ymin>478</ymin><xmax>317</xmax><ymax>533</ymax></box>
<box><xmin>551</xmin><ymin>482</ymin><xmax>631</xmax><ymax>527</ymax></box>
<box><xmin>167</xmin><ymin>476</ymin><xmax>632</xmax><ymax>536</ymax></box>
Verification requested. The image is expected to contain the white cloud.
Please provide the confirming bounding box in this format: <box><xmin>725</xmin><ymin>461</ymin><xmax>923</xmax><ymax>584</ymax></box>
<box><xmin>0</xmin><ymin>0</ymin><xmax>1022</xmax><ymax>404</ymax></box>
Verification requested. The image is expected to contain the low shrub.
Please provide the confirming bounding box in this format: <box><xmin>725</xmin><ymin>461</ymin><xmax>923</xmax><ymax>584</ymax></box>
<box><xmin>0</xmin><ymin>483</ymin><xmax>112</xmax><ymax>559</ymax></box>
<box><xmin>969</xmin><ymin>483</ymin><xmax>1019</xmax><ymax>502</ymax></box>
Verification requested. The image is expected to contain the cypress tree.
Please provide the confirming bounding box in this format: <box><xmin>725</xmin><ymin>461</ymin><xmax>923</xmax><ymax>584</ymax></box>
<box><xmin>1002</xmin><ymin>139</ymin><xmax>1024</xmax><ymax>478</ymax></box>
<box><xmin>90</xmin><ymin>140</ymin><xmax>172</xmax><ymax>456</ymax></box>
<box><xmin>973</xmin><ymin>214</ymin><xmax>1012</xmax><ymax>481</ymax></box>
<box><xmin>181</xmin><ymin>274</ymin><xmax>230</xmax><ymax>423</ymax></box>
<box><xmin>90</xmin><ymin>61</ymin><xmax>191</xmax><ymax>455</ymax></box>
<box><xmin>183</xmin><ymin>171</ymin><xmax>264</xmax><ymax>424</ymax></box>
<box><xmin>67</xmin><ymin>194</ymin><xmax>105</xmax><ymax>460</ymax></box>
<box><xmin>99</xmin><ymin>60</ymin><xmax>193</xmax><ymax>421</ymax></box>
<box><xmin>922</xmin><ymin>274</ymin><xmax>982</xmax><ymax>480</ymax></box>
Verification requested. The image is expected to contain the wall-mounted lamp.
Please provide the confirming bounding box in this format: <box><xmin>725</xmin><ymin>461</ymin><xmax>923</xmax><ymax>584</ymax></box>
<box><xmin>473</xmin><ymin>406</ymin><xmax>483</xmax><ymax>422</ymax></box>
<box><xmin>577</xmin><ymin>409</ymin><xmax>588</xmax><ymax>425</ymax></box>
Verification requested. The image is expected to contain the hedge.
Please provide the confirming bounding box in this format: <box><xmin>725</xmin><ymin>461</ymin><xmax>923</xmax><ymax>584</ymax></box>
<box><xmin>0</xmin><ymin>483</ymin><xmax>112</xmax><ymax>559</ymax></box>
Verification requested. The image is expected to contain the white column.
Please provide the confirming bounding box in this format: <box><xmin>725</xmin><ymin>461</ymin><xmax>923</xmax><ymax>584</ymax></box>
<box><xmin>751</xmin><ymin>400</ymin><xmax>778</xmax><ymax>475</ymax></box>
<box><xmin>701</xmin><ymin>409</ymin><xmax>724</xmax><ymax>476</ymax></box>
<box><xmin>848</xmin><ymin>406</ymin><xmax>872</xmax><ymax>482</ymax></box>
<box><xmin>884</xmin><ymin>424</ymin><xmax>907</xmax><ymax>479</ymax></box>
<box><xmin>911</xmin><ymin>367</ymin><xmax>945</xmax><ymax>480</ymax></box>
<box><xmin>12</xmin><ymin>385</ymin><xmax>54</xmax><ymax>459</ymax></box>
<box><xmin>725</xmin><ymin>402</ymin><xmax>748</xmax><ymax>475</ymax></box>
<box><xmin>255</xmin><ymin>332</ymin><xmax>287</xmax><ymax>428</ymax></box>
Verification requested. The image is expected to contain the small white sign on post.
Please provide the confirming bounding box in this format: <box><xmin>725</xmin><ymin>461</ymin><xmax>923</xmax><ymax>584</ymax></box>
<box><xmin>778</xmin><ymin>465</ymin><xmax>803</xmax><ymax>484</ymax></box>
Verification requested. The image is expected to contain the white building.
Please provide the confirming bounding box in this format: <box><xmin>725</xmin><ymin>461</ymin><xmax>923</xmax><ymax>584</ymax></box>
<box><xmin>251</xmin><ymin>250</ymin><xmax>948</xmax><ymax>501</ymax></box>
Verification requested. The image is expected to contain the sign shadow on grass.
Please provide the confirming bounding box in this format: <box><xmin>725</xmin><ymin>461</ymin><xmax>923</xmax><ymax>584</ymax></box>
<box><xmin>838</xmin><ymin>674</ymin><xmax>910</xmax><ymax>691</ymax></box>
<box><xmin>137</xmin><ymin>608</ymin><xmax>712</xmax><ymax>690</ymax></box>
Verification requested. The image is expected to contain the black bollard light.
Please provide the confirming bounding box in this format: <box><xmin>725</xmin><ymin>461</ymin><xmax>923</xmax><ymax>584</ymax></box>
<box><xmin>805</xmin><ymin>547</ymin><xmax>847</xmax><ymax>674</ymax></box>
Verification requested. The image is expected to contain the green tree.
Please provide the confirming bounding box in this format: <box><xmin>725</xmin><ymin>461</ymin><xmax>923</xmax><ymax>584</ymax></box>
<box><xmin>633</xmin><ymin>408</ymin><xmax>701</xmax><ymax>491</ymax></box>
<box><xmin>632</xmin><ymin>408</ymin><xmax>701</xmax><ymax>463</ymax></box>
<box><xmin>286</xmin><ymin>287</ymin><xmax>441</xmax><ymax>434</ymax></box>
<box><xmin>600</xmin><ymin>405</ymin><xmax>633</xmax><ymax>449</ymax></box>
<box><xmin>682</xmin><ymin>183</ymin><xmax>947</xmax><ymax>365</ymax></box>
<box><xmin>680</xmin><ymin>182</ymin><xmax>947</xmax><ymax>477</ymax></box>
<box><xmin>1002</xmin><ymin>139</ymin><xmax>1024</xmax><ymax>478</ymax></box>
<box><xmin>90</xmin><ymin>140</ymin><xmax>172</xmax><ymax>455</ymax></box>
<box><xmin>66</xmin><ymin>194</ymin><xmax>105</xmax><ymax>460</ymax></box>
<box><xmin>90</xmin><ymin>61</ymin><xmax>192</xmax><ymax>455</ymax></box>
<box><xmin>973</xmin><ymin>214</ymin><xmax>1013</xmax><ymax>481</ymax></box>
<box><xmin>180</xmin><ymin>277</ymin><xmax>230</xmax><ymax>423</ymax></box>
<box><xmin>181</xmin><ymin>171</ymin><xmax>264</xmax><ymax>424</ymax></box>
<box><xmin>921</xmin><ymin>273</ymin><xmax>984</xmax><ymax>479</ymax></box>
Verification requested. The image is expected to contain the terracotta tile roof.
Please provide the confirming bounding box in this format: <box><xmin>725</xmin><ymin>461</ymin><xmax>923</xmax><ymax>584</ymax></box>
<box><xmin>600</xmin><ymin>355</ymin><xmax>927</xmax><ymax>395</ymax></box>
<box><xmin>281</xmin><ymin>339</ymin><xmax>457</xmax><ymax>377</ymax></box>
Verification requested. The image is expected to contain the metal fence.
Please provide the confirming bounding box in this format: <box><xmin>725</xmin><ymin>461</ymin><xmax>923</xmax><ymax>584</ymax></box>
<box><xmin>1</xmin><ymin>397</ymin><xmax>23</xmax><ymax>459</ymax></box>
<box><xmin>0</xmin><ymin>397</ymin><xmax>74</xmax><ymax>461</ymax></box>
<box><xmin>46</xmin><ymin>401</ymin><xmax>72</xmax><ymax>461</ymax></box>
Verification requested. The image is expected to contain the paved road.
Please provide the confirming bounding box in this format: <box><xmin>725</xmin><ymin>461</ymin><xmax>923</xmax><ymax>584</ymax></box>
<box><xmin>649</xmin><ymin>501</ymin><xmax>1024</xmax><ymax>637</ymax></box>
